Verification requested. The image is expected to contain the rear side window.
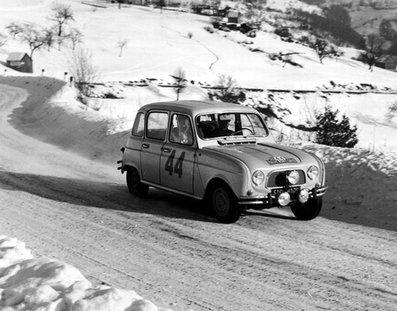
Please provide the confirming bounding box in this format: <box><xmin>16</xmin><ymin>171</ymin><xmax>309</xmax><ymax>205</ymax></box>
<box><xmin>147</xmin><ymin>111</ymin><xmax>168</xmax><ymax>140</ymax></box>
<box><xmin>132</xmin><ymin>113</ymin><xmax>144</xmax><ymax>137</ymax></box>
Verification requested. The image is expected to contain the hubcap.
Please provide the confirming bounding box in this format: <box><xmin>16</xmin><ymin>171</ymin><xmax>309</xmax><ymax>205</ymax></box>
<box><xmin>213</xmin><ymin>188</ymin><xmax>230</xmax><ymax>217</ymax></box>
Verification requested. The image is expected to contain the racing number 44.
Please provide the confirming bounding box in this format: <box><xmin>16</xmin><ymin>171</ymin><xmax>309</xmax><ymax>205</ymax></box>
<box><xmin>165</xmin><ymin>150</ymin><xmax>185</xmax><ymax>178</ymax></box>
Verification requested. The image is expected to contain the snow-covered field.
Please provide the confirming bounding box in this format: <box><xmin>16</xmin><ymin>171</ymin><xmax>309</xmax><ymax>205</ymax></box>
<box><xmin>0</xmin><ymin>0</ymin><xmax>397</xmax><ymax>310</ymax></box>
<box><xmin>2</xmin><ymin>0</ymin><xmax>396</xmax><ymax>152</ymax></box>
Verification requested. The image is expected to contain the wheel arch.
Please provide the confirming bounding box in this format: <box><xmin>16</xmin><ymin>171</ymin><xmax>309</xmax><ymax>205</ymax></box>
<box><xmin>122</xmin><ymin>163</ymin><xmax>140</xmax><ymax>174</ymax></box>
<box><xmin>204</xmin><ymin>177</ymin><xmax>237</xmax><ymax>201</ymax></box>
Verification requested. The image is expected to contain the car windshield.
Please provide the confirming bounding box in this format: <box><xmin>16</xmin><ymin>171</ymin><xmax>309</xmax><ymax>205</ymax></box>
<box><xmin>196</xmin><ymin>112</ymin><xmax>268</xmax><ymax>139</ymax></box>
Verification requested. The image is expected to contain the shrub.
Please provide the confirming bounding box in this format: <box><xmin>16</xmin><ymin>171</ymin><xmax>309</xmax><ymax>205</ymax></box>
<box><xmin>315</xmin><ymin>105</ymin><xmax>358</xmax><ymax>148</ymax></box>
<box><xmin>209</xmin><ymin>74</ymin><xmax>246</xmax><ymax>104</ymax></box>
<box><xmin>203</xmin><ymin>25</ymin><xmax>214</xmax><ymax>33</ymax></box>
<box><xmin>274</xmin><ymin>26</ymin><xmax>291</xmax><ymax>38</ymax></box>
<box><xmin>68</xmin><ymin>47</ymin><xmax>97</xmax><ymax>99</ymax></box>
<box><xmin>210</xmin><ymin>16</ymin><xmax>222</xmax><ymax>29</ymax></box>
<box><xmin>386</xmin><ymin>101</ymin><xmax>397</xmax><ymax>120</ymax></box>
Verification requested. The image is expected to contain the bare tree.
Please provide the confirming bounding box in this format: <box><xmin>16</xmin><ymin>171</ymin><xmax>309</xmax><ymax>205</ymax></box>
<box><xmin>17</xmin><ymin>23</ymin><xmax>53</xmax><ymax>59</ymax></box>
<box><xmin>5</xmin><ymin>22</ymin><xmax>24</xmax><ymax>39</ymax></box>
<box><xmin>314</xmin><ymin>38</ymin><xmax>330</xmax><ymax>64</ymax></box>
<box><xmin>0</xmin><ymin>33</ymin><xmax>6</xmax><ymax>48</ymax></box>
<box><xmin>44</xmin><ymin>27</ymin><xmax>55</xmax><ymax>51</ymax></box>
<box><xmin>68</xmin><ymin>27</ymin><xmax>83</xmax><ymax>50</ymax></box>
<box><xmin>366</xmin><ymin>33</ymin><xmax>385</xmax><ymax>54</ymax></box>
<box><xmin>386</xmin><ymin>101</ymin><xmax>397</xmax><ymax>120</ymax></box>
<box><xmin>365</xmin><ymin>33</ymin><xmax>385</xmax><ymax>70</ymax></box>
<box><xmin>116</xmin><ymin>39</ymin><xmax>128</xmax><ymax>57</ymax></box>
<box><xmin>157</xmin><ymin>0</ymin><xmax>166</xmax><ymax>13</ymax></box>
<box><xmin>170</xmin><ymin>67</ymin><xmax>187</xmax><ymax>100</ymax></box>
<box><xmin>68</xmin><ymin>47</ymin><xmax>98</xmax><ymax>99</ymax></box>
<box><xmin>50</xmin><ymin>3</ymin><xmax>75</xmax><ymax>38</ymax></box>
<box><xmin>49</xmin><ymin>3</ymin><xmax>75</xmax><ymax>49</ymax></box>
<box><xmin>245</xmin><ymin>1</ymin><xmax>266</xmax><ymax>27</ymax></box>
<box><xmin>217</xmin><ymin>74</ymin><xmax>237</xmax><ymax>97</ymax></box>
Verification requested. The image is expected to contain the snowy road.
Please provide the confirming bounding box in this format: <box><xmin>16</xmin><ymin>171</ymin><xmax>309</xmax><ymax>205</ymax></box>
<box><xmin>0</xmin><ymin>80</ymin><xmax>396</xmax><ymax>311</ymax></box>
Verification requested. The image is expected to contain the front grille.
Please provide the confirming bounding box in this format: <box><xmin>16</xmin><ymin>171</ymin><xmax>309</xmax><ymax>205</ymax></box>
<box><xmin>267</xmin><ymin>170</ymin><xmax>306</xmax><ymax>187</ymax></box>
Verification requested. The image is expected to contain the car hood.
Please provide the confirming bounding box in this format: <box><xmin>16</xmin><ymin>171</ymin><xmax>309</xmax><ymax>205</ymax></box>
<box><xmin>203</xmin><ymin>142</ymin><xmax>315</xmax><ymax>168</ymax></box>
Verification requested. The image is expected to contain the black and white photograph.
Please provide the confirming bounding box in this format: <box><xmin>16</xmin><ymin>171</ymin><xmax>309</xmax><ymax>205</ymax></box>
<box><xmin>0</xmin><ymin>0</ymin><xmax>396</xmax><ymax>310</ymax></box>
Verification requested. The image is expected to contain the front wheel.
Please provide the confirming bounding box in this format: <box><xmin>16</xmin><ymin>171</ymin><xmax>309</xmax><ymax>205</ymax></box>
<box><xmin>291</xmin><ymin>197</ymin><xmax>322</xmax><ymax>220</ymax></box>
<box><xmin>208</xmin><ymin>183</ymin><xmax>240</xmax><ymax>223</ymax></box>
<box><xmin>126</xmin><ymin>167</ymin><xmax>149</xmax><ymax>198</ymax></box>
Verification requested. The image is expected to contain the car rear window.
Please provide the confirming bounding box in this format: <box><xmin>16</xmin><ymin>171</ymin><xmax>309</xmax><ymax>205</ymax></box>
<box><xmin>132</xmin><ymin>112</ymin><xmax>145</xmax><ymax>137</ymax></box>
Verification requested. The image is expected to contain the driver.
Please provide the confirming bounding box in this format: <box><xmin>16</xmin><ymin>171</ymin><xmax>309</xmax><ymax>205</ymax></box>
<box><xmin>213</xmin><ymin>119</ymin><xmax>233</xmax><ymax>137</ymax></box>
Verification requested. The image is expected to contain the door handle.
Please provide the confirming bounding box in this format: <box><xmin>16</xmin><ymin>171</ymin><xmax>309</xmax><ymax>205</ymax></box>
<box><xmin>162</xmin><ymin>147</ymin><xmax>171</xmax><ymax>153</ymax></box>
<box><xmin>142</xmin><ymin>143</ymin><xmax>149</xmax><ymax>149</ymax></box>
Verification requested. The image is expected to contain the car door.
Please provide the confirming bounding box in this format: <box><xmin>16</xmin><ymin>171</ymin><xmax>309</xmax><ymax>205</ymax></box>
<box><xmin>140</xmin><ymin>110</ymin><xmax>168</xmax><ymax>184</ymax></box>
<box><xmin>160</xmin><ymin>113</ymin><xmax>195</xmax><ymax>194</ymax></box>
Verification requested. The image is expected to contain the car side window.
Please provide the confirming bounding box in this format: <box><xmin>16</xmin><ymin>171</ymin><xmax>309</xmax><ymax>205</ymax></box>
<box><xmin>147</xmin><ymin>111</ymin><xmax>168</xmax><ymax>140</ymax></box>
<box><xmin>170</xmin><ymin>114</ymin><xmax>194</xmax><ymax>145</ymax></box>
<box><xmin>131</xmin><ymin>112</ymin><xmax>145</xmax><ymax>137</ymax></box>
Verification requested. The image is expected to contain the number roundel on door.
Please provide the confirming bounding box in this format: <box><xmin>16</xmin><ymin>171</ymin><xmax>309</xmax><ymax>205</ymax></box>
<box><xmin>165</xmin><ymin>150</ymin><xmax>185</xmax><ymax>178</ymax></box>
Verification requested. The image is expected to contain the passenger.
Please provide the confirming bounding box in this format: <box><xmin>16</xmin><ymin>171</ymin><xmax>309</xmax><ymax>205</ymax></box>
<box><xmin>171</xmin><ymin>115</ymin><xmax>193</xmax><ymax>144</ymax></box>
<box><xmin>179</xmin><ymin>116</ymin><xmax>193</xmax><ymax>144</ymax></box>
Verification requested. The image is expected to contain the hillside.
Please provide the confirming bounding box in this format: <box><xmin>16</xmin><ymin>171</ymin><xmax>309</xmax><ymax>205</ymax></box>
<box><xmin>0</xmin><ymin>0</ymin><xmax>397</xmax><ymax>154</ymax></box>
<box><xmin>0</xmin><ymin>0</ymin><xmax>396</xmax><ymax>89</ymax></box>
<box><xmin>0</xmin><ymin>2</ymin><xmax>397</xmax><ymax>311</ymax></box>
<box><xmin>309</xmin><ymin>0</ymin><xmax>397</xmax><ymax>39</ymax></box>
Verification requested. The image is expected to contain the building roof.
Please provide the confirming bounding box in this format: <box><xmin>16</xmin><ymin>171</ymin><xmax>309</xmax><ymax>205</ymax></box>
<box><xmin>7</xmin><ymin>52</ymin><xmax>30</xmax><ymax>62</ymax></box>
<box><xmin>227</xmin><ymin>11</ymin><xmax>239</xmax><ymax>18</ymax></box>
<box><xmin>376</xmin><ymin>55</ymin><xmax>397</xmax><ymax>64</ymax></box>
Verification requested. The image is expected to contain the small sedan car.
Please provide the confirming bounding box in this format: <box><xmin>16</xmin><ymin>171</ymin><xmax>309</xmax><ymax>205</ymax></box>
<box><xmin>119</xmin><ymin>100</ymin><xmax>327</xmax><ymax>223</ymax></box>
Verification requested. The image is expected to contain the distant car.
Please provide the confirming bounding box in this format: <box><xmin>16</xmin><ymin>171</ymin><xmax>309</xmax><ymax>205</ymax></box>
<box><xmin>119</xmin><ymin>100</ymin><xmax>327</xmax><ymax>223</ymax></box>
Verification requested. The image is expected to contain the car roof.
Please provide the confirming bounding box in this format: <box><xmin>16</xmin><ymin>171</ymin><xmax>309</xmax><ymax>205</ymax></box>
<box><xmin>138</xmin><ymin>100</ymin><xmax>258</xmax><ymax>116</ymax></box>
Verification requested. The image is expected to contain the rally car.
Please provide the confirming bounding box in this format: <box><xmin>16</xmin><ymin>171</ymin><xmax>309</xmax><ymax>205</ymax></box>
<box><xmin>118</xmin><ymin>100</ymin><xmax>327</xmax><ymax>223</ymax></box>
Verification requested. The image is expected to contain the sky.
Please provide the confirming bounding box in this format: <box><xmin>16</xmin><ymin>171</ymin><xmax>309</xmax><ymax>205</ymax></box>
<box><xmin>0</xmin><ymin>0</ymin><xmax>396</xmax><ymax>310</ymax></box>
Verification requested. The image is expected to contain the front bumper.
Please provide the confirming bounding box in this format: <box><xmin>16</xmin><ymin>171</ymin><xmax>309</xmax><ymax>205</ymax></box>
<box><xmin>238</xmin><ymin>185</ymin><xmax>328</xmax><ymax>207</ymax></box>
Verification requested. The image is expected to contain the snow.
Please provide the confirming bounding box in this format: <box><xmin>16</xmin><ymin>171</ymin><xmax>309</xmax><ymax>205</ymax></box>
<box><xmin>0</xmin><ymin>0</ymin><xmax>396</xmax><ymax>310</ymax></box>
<box><xmin>0</xmin><ymin>236</ymin><xmax>166</xmax><ymax>311</ymax></box>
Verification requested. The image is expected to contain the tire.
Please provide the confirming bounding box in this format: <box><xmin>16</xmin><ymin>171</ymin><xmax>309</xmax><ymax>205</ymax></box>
<box><xmin>208</xmin><ymin>182</ymin><xmax>240</xmax><ymax>223</ymax></box>
<box><xmin>126</xmin><ymin>167</ymin><xmax>149</xmax><ymax>198</ymax></box>
<box><xmin>291</xmin><ymin>197</ymin><xmax>322</xmax><ymax>220</ymax></box>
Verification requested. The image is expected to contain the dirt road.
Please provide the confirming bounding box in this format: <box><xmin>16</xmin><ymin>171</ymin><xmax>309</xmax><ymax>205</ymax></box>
<box><xmin>0</xmin><ymin>78</ymin><xmax>396</xmax><ymax>310</ymax></box>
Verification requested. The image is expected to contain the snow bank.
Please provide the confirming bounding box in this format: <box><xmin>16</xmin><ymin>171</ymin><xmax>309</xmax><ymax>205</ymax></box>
<box><xmin>0</xmin><ymin>236</ymin><xmax>170</xmax><ymax>311</ymax></box>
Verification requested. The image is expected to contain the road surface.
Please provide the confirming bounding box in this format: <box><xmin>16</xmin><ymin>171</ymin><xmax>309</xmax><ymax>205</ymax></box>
<box><xmin>0</xmin><ymin>78</ymin><xmax>396</xmax><ymax>310</ymax></box>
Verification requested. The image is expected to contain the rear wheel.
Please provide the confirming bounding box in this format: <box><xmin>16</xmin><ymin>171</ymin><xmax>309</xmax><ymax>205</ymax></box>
<box><xmin>126</xmin><ymin>167</ymin><xmax>149</xmax><ymax>198</ymax></box>
<box><xmin>208</xmin><ymin>182</ymin><xmax>240</xmax><ymax>223</ymax></box>
<box><xmin>291</xmin><ymin>197</ymin><xmax>322</xmax><ymax>220</ymax></box>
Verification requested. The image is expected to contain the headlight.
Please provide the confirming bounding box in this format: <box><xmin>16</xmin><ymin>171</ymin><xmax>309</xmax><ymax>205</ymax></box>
<box><xmin>252</xmin><ymin>170</ymin><xmax>265</xmax><ymax>186</ymax></box>
<box><xmin>286</xmin><ymin>170</ymin><xmax>299</xmax><ymax>185</ymax></box>
<box><xmin>307</xmin><ymin>165</ymin><xmax>319</xmax><ymax>180</ymax></box>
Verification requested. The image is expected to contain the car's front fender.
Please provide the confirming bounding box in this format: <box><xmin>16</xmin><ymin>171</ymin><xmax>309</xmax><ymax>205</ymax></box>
<box><xmin>194</xmin><ymin>149</ymin><xmax>251</xmax><ymax>199</ymax></box>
